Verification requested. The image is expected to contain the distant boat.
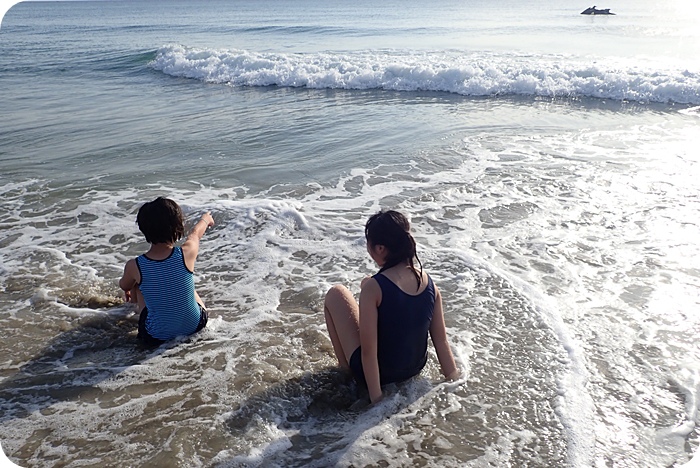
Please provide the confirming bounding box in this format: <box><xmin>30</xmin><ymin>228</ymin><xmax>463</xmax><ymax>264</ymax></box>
<box><xmin>581</xmin><ymin>6</ymin><xmax>616</xmax><ymax>15</ymax></box>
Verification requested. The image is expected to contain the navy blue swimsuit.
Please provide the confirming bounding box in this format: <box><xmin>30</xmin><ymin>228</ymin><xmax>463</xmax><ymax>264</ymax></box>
<box><xmin>350</xmin><ymin>273</ymin><xmax>435</xmax><ymax>389</ymax></box>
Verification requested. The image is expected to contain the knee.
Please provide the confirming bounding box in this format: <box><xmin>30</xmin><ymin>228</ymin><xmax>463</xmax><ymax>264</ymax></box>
<box><xmin>324</xmin><ymin>284</ymin><xmax>350</xmax><ymax>308</ymax></box>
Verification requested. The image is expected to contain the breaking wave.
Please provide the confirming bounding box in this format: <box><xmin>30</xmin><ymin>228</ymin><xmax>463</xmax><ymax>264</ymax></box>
<box><xmin>151</xmin><ymin>44</ymin><xmax>700</xmax><ymax>105</ymax></box>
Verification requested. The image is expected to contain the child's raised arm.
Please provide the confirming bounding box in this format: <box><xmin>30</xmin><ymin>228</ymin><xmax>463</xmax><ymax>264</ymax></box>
<box><xmin>182</xmin><ymin>211</ymin><xmax>214</xmax><ymax>271</ymax></box>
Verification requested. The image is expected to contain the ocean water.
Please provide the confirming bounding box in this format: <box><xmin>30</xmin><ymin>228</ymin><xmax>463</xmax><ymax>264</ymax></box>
<box><xmin>1</xmin><ymin>0</ymin><xmax>699</xmax><ymax>466</ymax></box>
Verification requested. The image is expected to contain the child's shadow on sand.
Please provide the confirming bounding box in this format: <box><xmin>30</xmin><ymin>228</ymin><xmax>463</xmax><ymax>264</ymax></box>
<box><xmin>0</xmin><ymin>308</ymin><xmax>171</xmax><ymax>423</ymax></box>
<box><xmin>221</xmin><ymin>368</ymin><xmax>432</xmax><ymax>468</ymax></box>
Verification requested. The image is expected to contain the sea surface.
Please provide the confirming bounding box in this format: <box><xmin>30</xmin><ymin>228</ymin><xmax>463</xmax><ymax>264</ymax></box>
<box><xmin>1</xmin><ymin>0</ymin><xmax>699</xmax><ymax>466</ymax></box>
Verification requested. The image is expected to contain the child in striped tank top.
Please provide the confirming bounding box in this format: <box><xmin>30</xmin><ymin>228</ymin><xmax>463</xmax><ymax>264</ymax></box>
<box><xmin>119</xmin><ymin>197</ymin><xmax>214</xmax><ymax>346</ymax></box>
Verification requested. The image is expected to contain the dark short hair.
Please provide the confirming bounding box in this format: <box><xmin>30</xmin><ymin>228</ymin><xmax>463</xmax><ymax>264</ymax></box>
<box><xmin>136</xmin><ymin>197</ymin><xmax>185</xmax><ymax>244</ymax></box>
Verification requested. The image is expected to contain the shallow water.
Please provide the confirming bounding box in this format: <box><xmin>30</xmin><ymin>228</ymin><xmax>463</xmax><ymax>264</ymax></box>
<box><xmin>1</xmin><ymin>0</ymin><xmax>700</xmax><ymax>466</ymax></box>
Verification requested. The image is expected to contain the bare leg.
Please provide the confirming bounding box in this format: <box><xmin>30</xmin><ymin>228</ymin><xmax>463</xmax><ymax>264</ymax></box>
<box><xmin>323</xmin><ymin>284</ymin><xmax>361</xmax><ymax>369</ymax></box>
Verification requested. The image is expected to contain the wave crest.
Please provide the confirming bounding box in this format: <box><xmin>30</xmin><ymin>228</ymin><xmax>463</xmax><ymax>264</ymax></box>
<box><xmin>151</xmin><ymin>44</ymin><xmax>700</xmax><ymax>105</ymax></box>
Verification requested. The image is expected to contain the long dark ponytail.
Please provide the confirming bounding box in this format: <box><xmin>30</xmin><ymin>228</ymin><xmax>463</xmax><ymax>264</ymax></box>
<box><xmin>365</xmin><ymin>210</ymin><xmax>423</xmax><ymax>291</ymax></box>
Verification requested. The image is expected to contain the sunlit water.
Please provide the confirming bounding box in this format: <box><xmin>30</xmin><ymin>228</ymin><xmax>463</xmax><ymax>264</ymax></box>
<box><xmin>1</xmin><ymin>0</ymin><xmax>699</xmax><ymax>466</ymax></box>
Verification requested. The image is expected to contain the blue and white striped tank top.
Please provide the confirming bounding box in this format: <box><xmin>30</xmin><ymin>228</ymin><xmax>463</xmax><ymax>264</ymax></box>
<box><xmin>136</xmin><ymin>246</ymin><xmax>201</xmax><ymax>341</ymax></box>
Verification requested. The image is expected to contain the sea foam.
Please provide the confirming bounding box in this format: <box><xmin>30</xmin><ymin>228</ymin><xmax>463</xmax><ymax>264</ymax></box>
<box><xmin>151</xmin><ymin>44</ymin><xmax>700</xmax><ymax>105</ymax></box>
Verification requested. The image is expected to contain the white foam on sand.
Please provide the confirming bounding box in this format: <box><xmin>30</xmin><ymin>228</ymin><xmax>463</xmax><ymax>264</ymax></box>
<box><xmin>2</xmin><ymin>117</ymin><xmax>699</xmax><ymax>466</ymax></box>
<box><xmin>0</xmin><ymin>441</ymin><xmax>24</xmax><ymax>468</ymax></box>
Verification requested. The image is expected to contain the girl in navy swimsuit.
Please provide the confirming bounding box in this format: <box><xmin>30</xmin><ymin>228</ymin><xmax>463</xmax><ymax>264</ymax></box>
<box><xmin>323</xmin><ymin>210</ymin><xmax>460</xmax><ymax>403</ymax></box>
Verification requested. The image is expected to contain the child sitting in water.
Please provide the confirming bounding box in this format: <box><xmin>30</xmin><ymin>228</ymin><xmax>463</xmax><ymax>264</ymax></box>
<box><xmin>323</xmin><ymin>210</ymin><xmax>461</xmax><ymax>403</ymax></box>
<box><xmin>119</xmin><ymin>197</ymin><xmax>214</xmax><ymax>346</ymax></box>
